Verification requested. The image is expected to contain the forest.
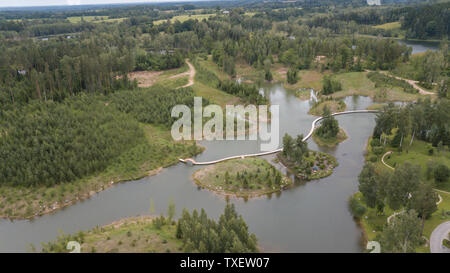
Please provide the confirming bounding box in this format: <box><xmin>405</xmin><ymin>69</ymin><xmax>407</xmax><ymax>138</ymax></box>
<box><xmin>0</xmin><ymin>0</ymin><xmax>447</xmax><ymax>213</ymax></box>
<box><xmin>373</xmin><ymin>99</ymin><xmax>450</xmax><ymax>147</ymax></box>
<box><xmin>0</xmin><ymin>86</ymin><xmax>201</xmax><ymax>188</ymax></box>
<box><xmin>0</xmin><ymin>96</ymin><xmax>145</xmax><ymax>187</ymax></box>
<box><xmin>3</xmin><ymin>0</ymin><xmax>447</xmax><ymax>113</ymax></box>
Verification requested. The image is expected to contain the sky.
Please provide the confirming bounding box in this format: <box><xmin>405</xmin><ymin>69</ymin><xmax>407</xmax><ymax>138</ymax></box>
<box><xmin>0</xmin><ymin>0</ymin><xmax>182</xmax><ymax>7</ymax></box>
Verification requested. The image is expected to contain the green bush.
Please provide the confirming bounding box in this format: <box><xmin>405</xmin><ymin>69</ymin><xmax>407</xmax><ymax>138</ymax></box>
<box><xmin>372</xmin><ymin>146</ymin><xmax>385</xmax><ymax>156</ymax></box>
<box><xmin>443</xmin><ymin>239</ymin><xmax>450</xmax><ymax>249</ymax></box>
<box><xmin>434</xmin><ymin>164</ymin><xmax>450</xmax><ymax>184</ymax></box>
<box><xmin>370</xmin><ymin>138</ymin><xmax>381</xmax><ymax>147</ymax></box>
<box><xmin>349</xmin><ymin>195</ymin><xmax>367</xmax><ymax>219</ymax></box>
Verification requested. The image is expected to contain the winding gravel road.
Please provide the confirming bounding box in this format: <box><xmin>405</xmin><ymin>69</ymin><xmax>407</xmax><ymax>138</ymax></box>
<box><xmin>430</xmin><ymin>221</ymin><xmax>450</xmax><ymax>253</ymax></box>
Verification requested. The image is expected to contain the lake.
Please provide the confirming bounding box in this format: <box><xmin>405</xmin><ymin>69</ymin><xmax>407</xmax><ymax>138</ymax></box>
<box><xmin>0</xmin><ymin>84</ymin><xmax>378</xmax><ymax>253</ymax></box>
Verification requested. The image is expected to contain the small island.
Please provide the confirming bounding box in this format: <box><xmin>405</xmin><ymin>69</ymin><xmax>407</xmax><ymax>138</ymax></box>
<box><xmin>279</xmin><ymin>133</ymin><xmax>338</xmax><ymax>180</ymax></box>
<box><xmin>312</xmin><ymin>105</ymin><xmax>348</xmax><ymax>147</ymax></box>
<box><xmin>308</xmin><ymin>100</ymin><xmax>346</xmax><ymax>116</ymax></box>
<box><xmin>192</xmin><ymin>157</ymin><xmax>292</xmax><ymax>198</ymax></box>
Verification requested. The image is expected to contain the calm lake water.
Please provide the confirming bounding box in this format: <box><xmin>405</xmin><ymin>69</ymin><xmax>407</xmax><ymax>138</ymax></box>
<box><xmin>0</xmin><ymin>85</ymin><xmax>376</xmax><ymax>253</ymax></box>
<box><xmin>0</xmin><ymin>41</ymin><xmax>438</xmax><ymax>253</ymax></box>
<box><xmin>398</xmin><ymin>39</ymin><xmax>440</xmax><ymax>55</ymax></box>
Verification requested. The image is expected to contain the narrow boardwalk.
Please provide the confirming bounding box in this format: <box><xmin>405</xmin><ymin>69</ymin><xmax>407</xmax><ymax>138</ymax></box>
<box><xmin>180</xmin><ymin>110</ymin><xmax>378</xmax><ymax>165</ymax></box>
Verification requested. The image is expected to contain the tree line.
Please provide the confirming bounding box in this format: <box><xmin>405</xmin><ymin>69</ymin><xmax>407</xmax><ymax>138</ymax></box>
<box><xmin>372</xmin><ymin>100</ymin><xmax>450</xmax><ymax>147</ymax></box>
<box><xmin>175</xmin><ymin>204</ymin><xmax>258</xmax><ymax>252</ymax></box>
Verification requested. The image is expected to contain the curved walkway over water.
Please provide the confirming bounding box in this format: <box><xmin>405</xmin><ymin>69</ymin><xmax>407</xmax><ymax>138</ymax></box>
<box><xmin>180</xmin><ymin>110</ymin><xmax>379</xmax><ymax>165</ymax></box>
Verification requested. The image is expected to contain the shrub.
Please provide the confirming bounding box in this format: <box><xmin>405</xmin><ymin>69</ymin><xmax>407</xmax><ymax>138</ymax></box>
<box><xmin>287</xmin><ymin>68</ymin><xmax>298</xmax><ymax>84</ymax></box>
<box><xmin>372</xmin><ymin>146</ymin><xmax>384</xmax><ymax>156</ymax></box>
<box><xmin>349</xmin><ymin>196</ymin><xmax>367</xmax><ymax>219</ymax></box>
<box><xmin>434</xmin><ymin>164</ymin><xmax>449</xmax><ymax>184</ymax></box>
<box><xmin>370</xmin><ymin>139</ymin><xmax>381</xmax><ymax>147</ymax></box>
<box><xmin>443</xmin><ymin>239</ymin><xmax>450</xmax><ymax>249</ymax></box>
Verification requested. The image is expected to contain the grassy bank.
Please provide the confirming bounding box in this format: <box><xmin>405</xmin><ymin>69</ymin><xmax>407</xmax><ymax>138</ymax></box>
<box><xmin>42</xmin><ymin>216</ymin><xmax>182</xmax><ymax>253</ymax></box>
<box><xmin>312</xmin><ymin>128</ymin><xmax>348</xmax><ymax>147</ymax></box>
<box><xmin>192</xmin><ymin>157</ymin><xmax>292</xmax><ymax>198</ymax></box>
<box><xmin>331</xmin><ymin>72</ymin><xmax>420</xmax><ymax>102</ymax></box>
<box><xmin>0</xmin><ymin>125</ymin><xmax>203</xmax><ymax>219</ymax></box>
<box><xmin>193</xmin><ymin>57</ymin><xmax>241</xmax><ymax>107</ymax></box>
<box><xmin>41</xmin><ymin>204</ymin><xmax>259</xmax><ymax>253</ymax></box>
<box><xmin>308</xmin><ymin>100</ymin><xmax>346</xmax><ymax>116</ymax></box>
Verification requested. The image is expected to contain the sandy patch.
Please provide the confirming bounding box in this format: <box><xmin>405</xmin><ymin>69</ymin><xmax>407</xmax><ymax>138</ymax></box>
<box><xmin>128</xmin><ymin>71</ymin><xmax>164</xmax><ymax>87</ymax></box>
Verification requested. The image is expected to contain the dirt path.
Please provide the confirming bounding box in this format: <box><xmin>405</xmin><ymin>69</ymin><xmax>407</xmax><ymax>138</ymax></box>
<box><xmin>381</xmin><ymin>150</ymin><xmax>446</xmax><ymax>226</ymax></box>
<box><xmin>381</xmin><ymin>151</ymin><xmax>395</xmax><ymax>170</ymax></box>
<box><xmin>178</xmin><ymin>59</ymin><xmax>195</xmax><ymax>88</ymax></box>
<box><xmin>127</xmin><ymin>71</ymin><xmax>164</xmax><ymax>88</ymax></box>
<box><xmin>378</xmin><ymin>71</ymin><xmax>434</xmax><ymax>95</ymax></box>
<box><xmin>366</xmin><ymin>70</ymin><xmax>434</xmax><ymax>95</ymax></box>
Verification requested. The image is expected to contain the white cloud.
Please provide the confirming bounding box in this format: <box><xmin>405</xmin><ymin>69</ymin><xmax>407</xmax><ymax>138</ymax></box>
<box><xmin>67</xmin><ymin>0</ymin><xmax>81</xmax><ymax>5</ymax></box>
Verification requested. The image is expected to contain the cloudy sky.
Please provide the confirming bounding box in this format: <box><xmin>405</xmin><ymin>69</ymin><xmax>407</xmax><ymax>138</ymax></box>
<box><xmin>0</xmin><ymin>0</ymin><xmax>178</xmax><ymax>7</ymax></box>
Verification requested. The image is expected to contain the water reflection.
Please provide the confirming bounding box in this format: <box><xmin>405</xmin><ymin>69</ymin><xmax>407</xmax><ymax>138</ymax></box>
<box><xmin>0</xmin><ymin>85</ymin><xmax>376</xmax><ymax>253</ymax></box>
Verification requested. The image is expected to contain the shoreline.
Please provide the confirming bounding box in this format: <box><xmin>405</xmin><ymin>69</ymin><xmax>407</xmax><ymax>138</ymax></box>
<box><xmin>312</xmin><ymin>128</ymin><xmax>348</xmax><ymax>147</ymax></box>
<box><xmin>0</xmin><ymin>167</ymin><xmax>164</xmax><ymax>220</ymax></box>
<box><xmin>192</xmin><ymin>176</ymin><xmax>291</xmax><ymax>199</ymax></box>
<box><xmin>191</xmin><ymin>157</ymin><xmax>293</xmax><ymax>199</ymax></box>
<box><xmin>0</xmin><ymin>141</ymin><xmax>205</xmax><ymax>221</ymax></box>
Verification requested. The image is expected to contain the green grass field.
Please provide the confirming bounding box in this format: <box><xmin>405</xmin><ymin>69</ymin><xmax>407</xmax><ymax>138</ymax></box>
<box><xmin>153</xmin><ymin>14</ymin><xmax>216</xmax><ymax>25</ymax></box>
<box><xmin>383</xmin><ymin>138</ymin><xmax>450</xmax><ymax>191</ymax></box>
<box><xmin>373</xmin><ymin>21</ymin><xmax>401</xmax><ymax>30</ymax></box>
<box><xmin>192</xmin><ymin>81</ymin><xmax>239</xmax><ymax>107</ymax></box>
<box><xmin>366</xmin><ymin>103</ymin><xmax>386</xmax><ymax>111</ymax></box>
<box><xmin>332</xmin><ymin>72</ymin><xmax>420</xmax><ymax>102</ymax></box>
<box><xmin>41</xmin><ymin>216</ymin><xmax>183</xmax><ymax>253</ymax></box>
<box><xmin>308</xmin><ymin>100</ymin><xmax>346</xmax><ymax>116</ymax></box>
<box><xmin>193</xmin><ymin>56</ymin><xmax>241</xmax><ymax>107</ymax></box>
<box><xmin>67</xmin><ymin>16</ymin><xmax>126</xmax><ymax>24</ymax></box>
